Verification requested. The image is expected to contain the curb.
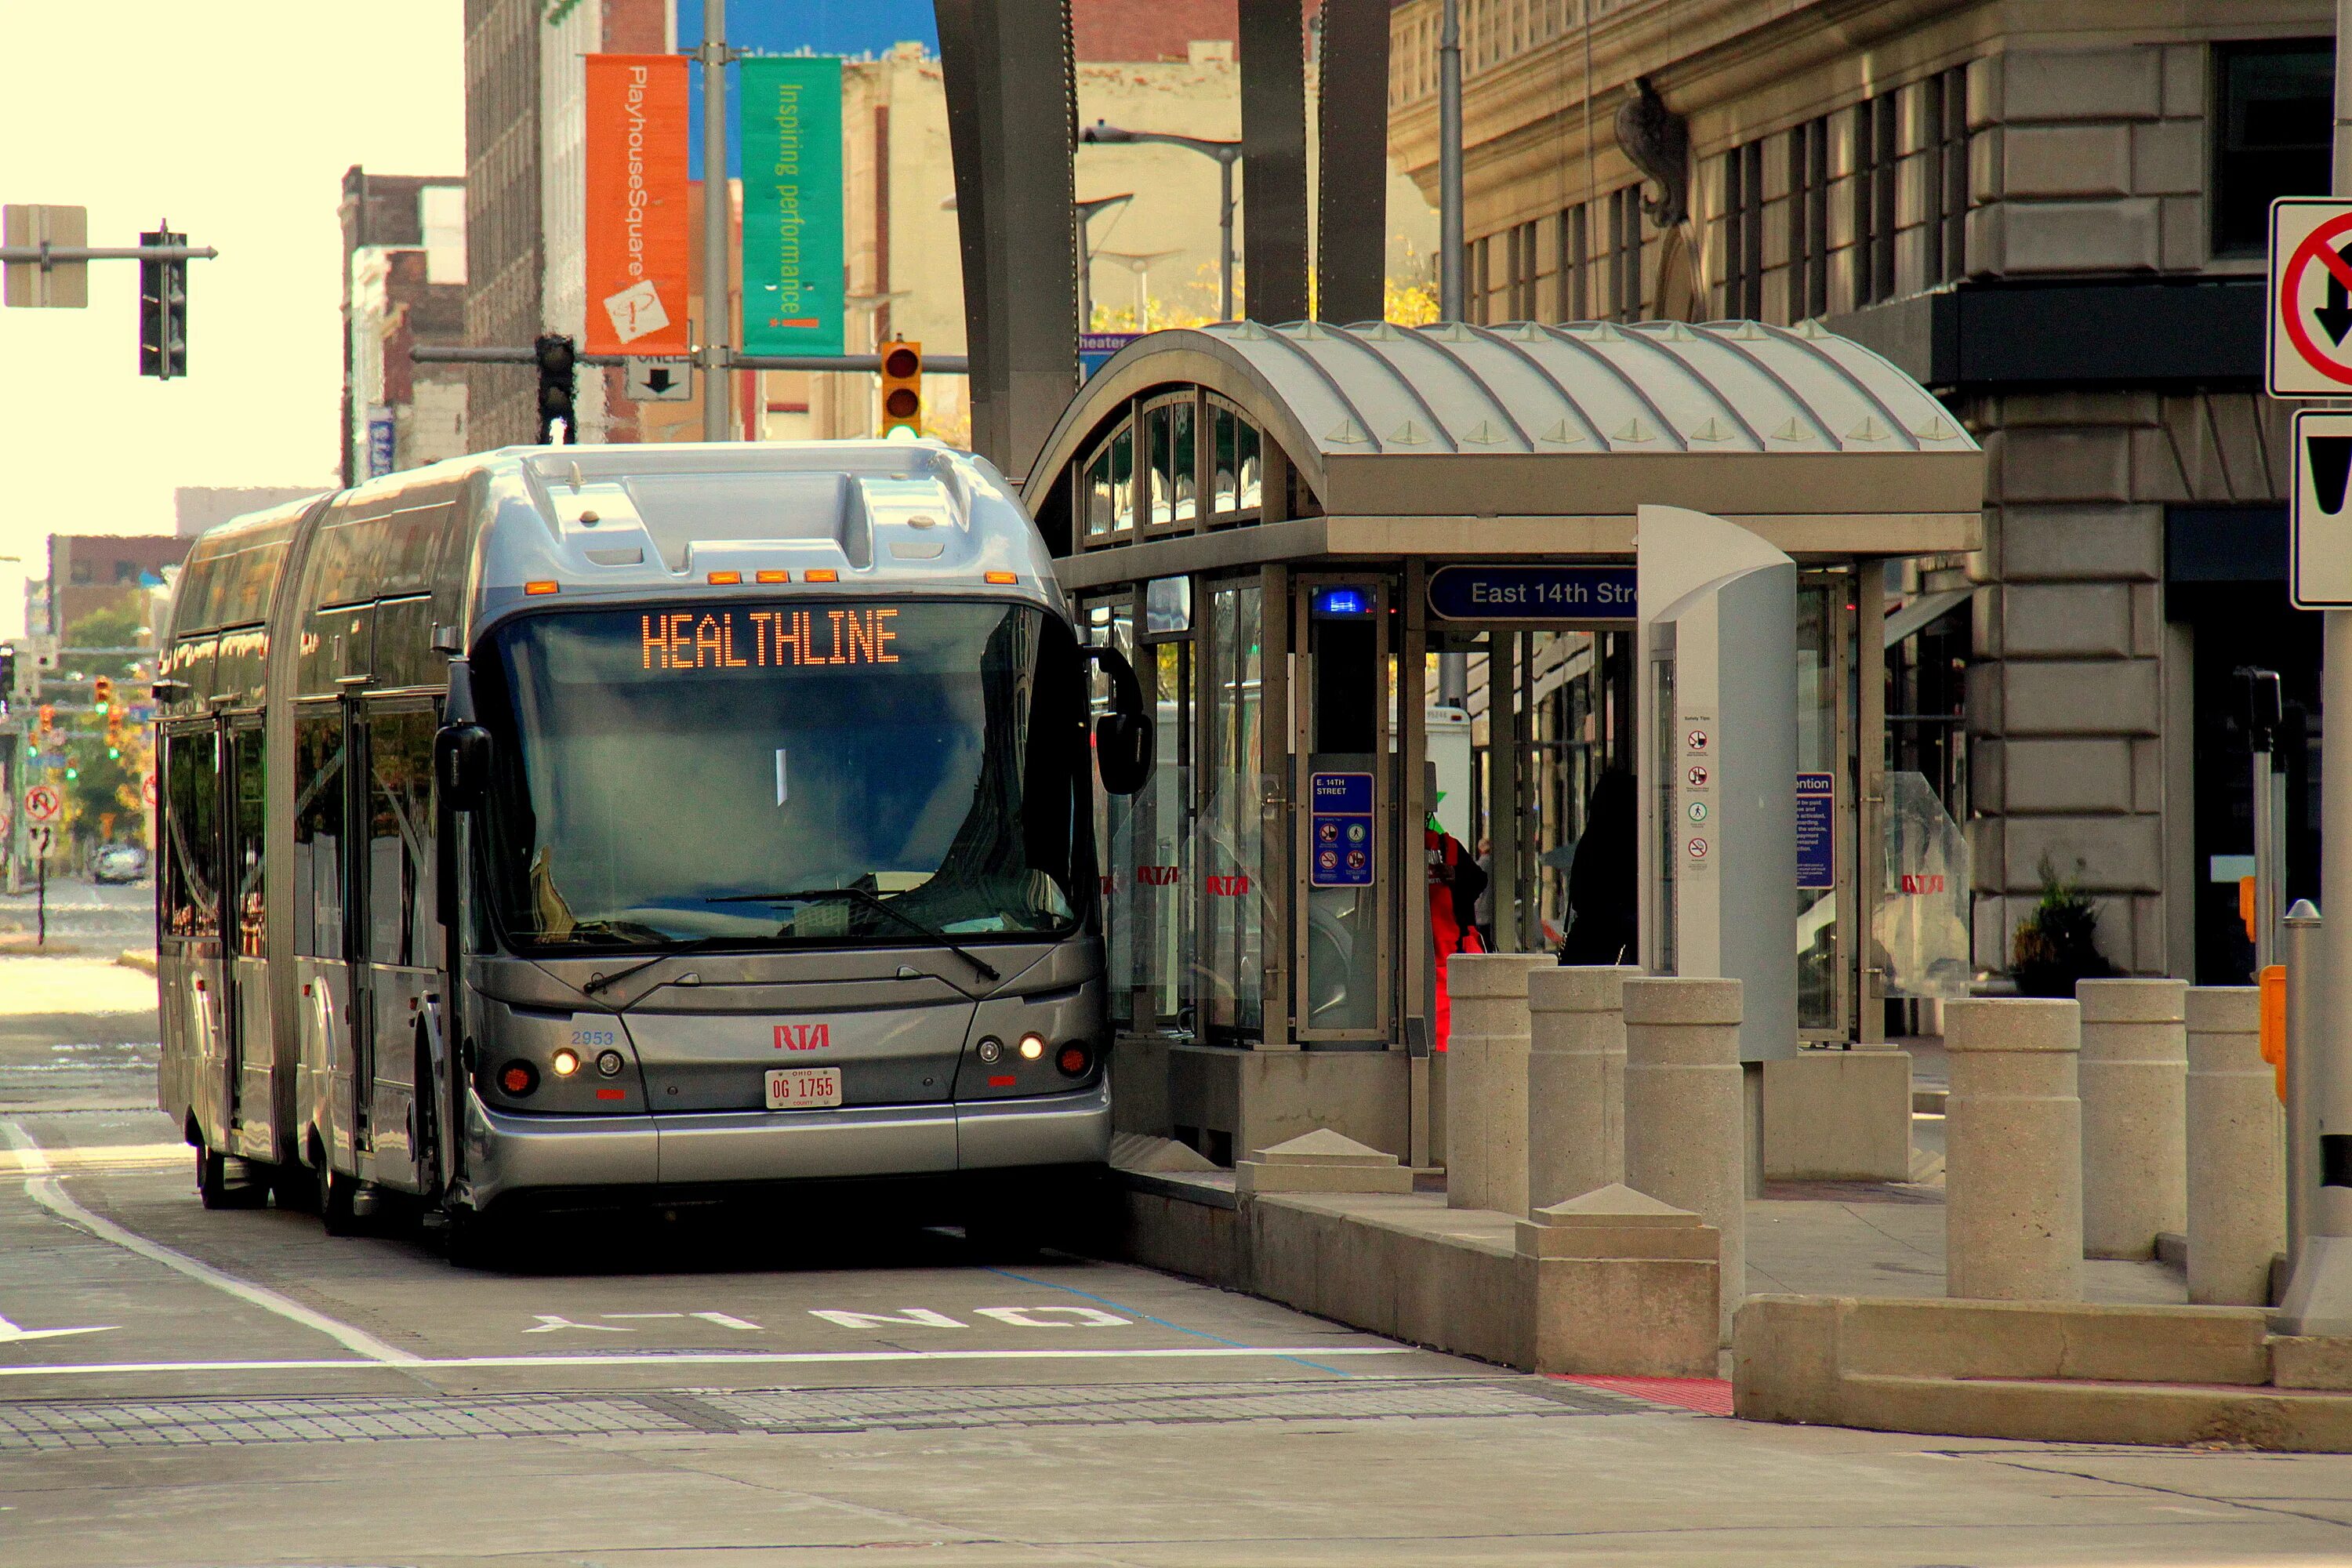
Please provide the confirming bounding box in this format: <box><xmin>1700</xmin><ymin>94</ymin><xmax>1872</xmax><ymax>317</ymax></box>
<box><xmin>116</xmin><ymin>948</ymin><xmax>158</xmax><ymax>976</ymax></box>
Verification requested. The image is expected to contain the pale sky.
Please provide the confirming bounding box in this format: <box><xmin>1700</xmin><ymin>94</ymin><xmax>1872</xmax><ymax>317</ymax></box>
<box><xmin>0</xmin><ymin>2</ymin><xmax>466</xmax><ymax>638</ymax></box>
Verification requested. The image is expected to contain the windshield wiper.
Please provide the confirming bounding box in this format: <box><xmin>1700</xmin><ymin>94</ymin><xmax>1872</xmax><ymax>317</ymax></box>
<box><xmin>711</xmin><ymin>887</ymin><xmax>1003</xmax><ymax>983</ymax></box>
<box><xmin>577</xmin><ymin>935</ymin><xmax>728</xmax><ymax>997</ymax></box>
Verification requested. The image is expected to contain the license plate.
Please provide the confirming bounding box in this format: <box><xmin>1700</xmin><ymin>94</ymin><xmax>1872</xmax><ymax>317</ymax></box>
<box><xmin>764</xmin><ymin>1066</ymin><xmax>842</xmax><ymax>1110</ymax></box>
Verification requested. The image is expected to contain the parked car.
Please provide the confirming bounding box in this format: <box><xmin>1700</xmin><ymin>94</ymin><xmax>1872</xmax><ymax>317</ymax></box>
<box><xmin>91</xmin><ymin>844</ymin><xmax>148</xmax><ymax>884</ymax></box>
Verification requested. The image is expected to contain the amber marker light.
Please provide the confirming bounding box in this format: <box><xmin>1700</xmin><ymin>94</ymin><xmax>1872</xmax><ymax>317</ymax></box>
<box><xmin>524</xmin><ymin>581</ymin><xmax>560</xmax><ymax>596</ymax></box>
<box><xmin>804</xmin><ymin>568</ymin><xmax>840</xmax><ymax>583</ymax></box>
<box><xmin>706</xmin><ymin>570</ymin><xmax>742</xmax><ymax>585</ymax></box>
<box><xmin>756</xmin><ymin>569</ymin><xmax>790</xmax><ymax>583</ymax></box>
<box><xmin>984</xmin><ymin>571</ymin><xmax>1018</xmax><ymax>584</ymax></box>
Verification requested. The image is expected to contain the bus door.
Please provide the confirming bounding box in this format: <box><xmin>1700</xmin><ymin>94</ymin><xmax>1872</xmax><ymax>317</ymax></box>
<box><xmin>221</xmin><ymin>716</ymin><xmax>273</xmax><ymax>1160</ymax></box>
<box><xmin>162</xmin><ymin>724</ymin><xmax>227</xmax><ymax>1141</ymax></box>
<box><xmin>352</xmin><ymin>695</ymin><xmax>440</xmax><ymax>1186</ymax></box>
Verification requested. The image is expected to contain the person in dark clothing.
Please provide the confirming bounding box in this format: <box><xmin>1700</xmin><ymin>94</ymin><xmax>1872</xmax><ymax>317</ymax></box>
<box><xmin>1558</xmin><ymin>770</ymin><xmax>1637</xmax><ymax>965</ymax></box>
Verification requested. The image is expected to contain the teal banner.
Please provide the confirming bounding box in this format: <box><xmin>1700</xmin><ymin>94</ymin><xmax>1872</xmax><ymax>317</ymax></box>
<box><xmin>740</xmin><ymin>56</ymin><xmax>844</xmax><ymax>357</ymax></box>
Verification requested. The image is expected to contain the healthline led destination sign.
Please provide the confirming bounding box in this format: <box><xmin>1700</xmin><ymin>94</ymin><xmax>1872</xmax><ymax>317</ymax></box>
<box><xmin>641</xmin><ymin>607</ymin><xmax>902</xmax><ymax>670</ymax></box>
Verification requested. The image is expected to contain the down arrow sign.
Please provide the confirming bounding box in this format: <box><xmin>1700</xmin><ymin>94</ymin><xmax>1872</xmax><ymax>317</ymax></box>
<box><xmin>2321</xmin><ymin>242</ymin><xmax>2352</xmax><ymax>346</ymax></box>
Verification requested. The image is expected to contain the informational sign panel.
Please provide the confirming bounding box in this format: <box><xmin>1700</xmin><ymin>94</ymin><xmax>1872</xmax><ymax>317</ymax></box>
<box><xmin>365</xmin><ymin>408</ymin><xmax>395</xmax><ymax>478</ymax></box>
<box><xmin>1428</xmin><ymin>564</ymin><xmax>1638</xmax><ymax>622</ymax></box>
<box><xmin>584</xmin><ymin>54</ymin><xmax>691</xmax><ymax>356</ymax></box>
<box><xmin>2292</xmin><ymin>408</ymin><xmax>2352</xmax><ymax>608</ymax></box>
<box><xmin>1795</xmin><ymin>771</ymin><xmax>1835</xmax><ymax>890</ymax></box>
<box><xmin>2268</xmin><ymin>197</ymin><xmax>2352</xmax><ymax>397</ymax></box>
<box><xmin>23</xmin><ymin>784</ymin><xmax>61</xmax><ymax>825</ymax></box>
<box><xmin>1309</xmin><ymin>771</ymin><xmax>1374</xmax><ymax>887</ymax></box>
<box><xmin>624</xmin><ymin>359</ymin><xmax>692</xmax><ymax>401</ymax></box>
<box><xmin>740</xmin><ymin>56</ymin><xmax>844</xmax><ymax>358</ymax></box>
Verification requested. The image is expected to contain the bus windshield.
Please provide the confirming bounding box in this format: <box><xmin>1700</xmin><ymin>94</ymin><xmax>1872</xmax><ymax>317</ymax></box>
<box><xmin>476</xmin><ymin>599</ymin><xmax>1089</xmax><ymax>953</ymax></box>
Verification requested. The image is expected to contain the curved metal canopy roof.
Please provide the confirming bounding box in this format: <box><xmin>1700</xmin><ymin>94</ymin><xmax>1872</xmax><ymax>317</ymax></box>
<box><xmin>1027</xmin><ymin>318</ymin><xmax>1984</xmax><ymax>529</ymax></box>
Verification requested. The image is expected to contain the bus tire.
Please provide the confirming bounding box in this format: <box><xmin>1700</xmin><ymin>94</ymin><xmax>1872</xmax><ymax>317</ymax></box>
<box><xmin>316</xmin><ymin>1156</ymin><xmax>361</xmax><ymax>1237</ymax></box>
<box><xmin>443</xmin><ymin>1208</ymin><xmax>498</xmax><ymax>1269</ymax></box>
<box><xmin>196</xmin><ymin>1147</ymin><xmax>263</xmax><ymax>1210</ymax></box>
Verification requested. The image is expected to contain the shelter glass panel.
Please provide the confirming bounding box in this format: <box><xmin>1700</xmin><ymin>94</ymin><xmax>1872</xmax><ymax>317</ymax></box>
<box><xmin>1795</xmin><ymin>581</ymin><xmax>1839</xmax><ymax>1033</ymax></box>
<box><xmin>1200</xmin><ymin>580</ymin><xmax>1265</xmax><ymax>1036</ymax></box>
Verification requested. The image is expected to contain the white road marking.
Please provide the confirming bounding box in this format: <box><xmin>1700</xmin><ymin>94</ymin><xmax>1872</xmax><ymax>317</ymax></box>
<box><xmin>524</xmin><ymin>1315</ymin><xmax>630</xmax><ymax>1334</ymax></box>
<box><xmin>693</xmin><ymin>1312</ymin><xmax>761</xmax><ymax>1331</ymax></box>
<box><xmin>0</xmin><ymin>1313</ymin><xmax>114</xmax><ymax>1344</ymax></box>
<box><xmin>0</xmin><ymin>1121</ymin><xmax>421</xmax><ymax>1367</ymax></box>
<box><xmin>0</xmin><ymin>1142</ymin><xmax>185</xmax><ymax>1174</ymax></box>
<box><xmin>811</xmin><ymin>1307</ymin><xmax>967</xmax><ymax>1330</ymax></box>
<box><xmin>974</xmin><ymin>1306</ymin><xmax>1130</xmax><ymax>1328</ymax></box>
<box><xmin>0</xmin><ymin>1345</ymin><xmax>1417</xmax><ymax>1379</ymax></box>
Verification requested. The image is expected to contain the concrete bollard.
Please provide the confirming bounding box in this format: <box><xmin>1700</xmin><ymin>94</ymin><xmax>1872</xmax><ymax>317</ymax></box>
<box><xmin>1445</xmin><ymin>954</ymin><xmax>1552</xmax><ymax>1214</ymax></box>
<box><xmin>1519</xmin><ymin>1184</ymin><xmax>1719</xmax><ymax>1377</ymax></box>
<box><xmin>2185</xmin><ymin>986</ymin><xmax>2285</xmax><ymax>1306</ymax></box>
<box><xmin>1944</xmin><ymin>998</ymin><xmax>2084</xmax><ymax>1301</ymax></box>
<box><xmin>1622</xmin><ymin>976</ymin><xmax>1745</xmax><ymax>1344</ymax></box>
<box><xmin>2076</xmin><ymin>978</ymin><xmax>2189</xmax><ymax>1260</ymax></box>
<box><xmin>1526</xmin><ymin>965</ymin><xmax>1634</xmax><ymax>1213</ymax></box>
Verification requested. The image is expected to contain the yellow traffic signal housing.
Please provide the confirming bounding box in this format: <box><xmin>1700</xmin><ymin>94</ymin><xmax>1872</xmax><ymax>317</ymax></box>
<box><xmin>93</xmin><ymin>675</ymin><xmax>114</xmax><ymax>706</ymax></box>
<box><xmin>37</xmin><ymin>704</ymin><xmax>54</xmax><ymax>735</ymax></box>
<box><xmin>879</xmin><ymin>339</ymin><xmax>921</xmax><ymax>436</ymax></box>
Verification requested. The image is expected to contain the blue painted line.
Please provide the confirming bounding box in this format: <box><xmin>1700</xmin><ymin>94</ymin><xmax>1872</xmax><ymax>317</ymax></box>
<box><xmin>983</xmin><ymin>1265</ymin><xmax>1357</xmax><ymax>1377</ymax></box>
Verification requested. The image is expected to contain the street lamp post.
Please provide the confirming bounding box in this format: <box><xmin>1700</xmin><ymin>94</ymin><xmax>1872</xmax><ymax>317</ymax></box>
<box><xmin>1074</xmin><ymin>192</ymin><xmax>1134</xmax><ymax>332</ymax></box>
<box><xmin>1080</xmin><ymin>121</ymin><xmax>1241</xmax><ymax>321</ymax></box>
<box><xmin>1096</xmin><ymin>250</ymin><xmax>1184</xmax><ymax>329</ymax></box>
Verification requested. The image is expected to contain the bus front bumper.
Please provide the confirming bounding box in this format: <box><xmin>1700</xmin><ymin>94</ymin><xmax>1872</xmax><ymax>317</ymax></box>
<box><xmin>459</xmin><ymin>1078</ymin><xmax>1110</xmax><ymax>1211</ymax></box>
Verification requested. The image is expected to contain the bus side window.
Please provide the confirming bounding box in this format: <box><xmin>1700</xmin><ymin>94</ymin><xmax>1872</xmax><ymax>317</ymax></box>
<box><xmin>293</xmin><ymin>707</ymin><xmax>344</xmax><ymax>959</ymax></box>
<box><xmin>366</xmin><ymin>708</ymin><xmax>437</xmax><ymax>967</ymax></box>
<box><xmin>162</xmin><ymin>730</ymin><xmax>221</xmax><ymax>941</ymax></box>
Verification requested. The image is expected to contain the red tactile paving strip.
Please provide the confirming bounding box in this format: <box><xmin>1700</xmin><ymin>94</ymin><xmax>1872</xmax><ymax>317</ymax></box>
<box><xmin>1551</xmin><ymin>1375</ymin><xmax>1737</xmax><ymax>1416</ymax></box>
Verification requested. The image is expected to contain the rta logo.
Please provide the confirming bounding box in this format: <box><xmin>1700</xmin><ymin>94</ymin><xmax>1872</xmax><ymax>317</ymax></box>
<box><xmin>774</xmin><ymin>1024</ymin><xmax>831</xmax><ymax>1051</ymax></box>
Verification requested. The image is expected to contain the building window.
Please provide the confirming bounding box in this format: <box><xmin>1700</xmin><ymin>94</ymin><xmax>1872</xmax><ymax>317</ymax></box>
<box><xmin>1722</xmin><ymin>139</ymin><xmax>1765</xmax><ymax>318</ymax></box>
<box><xmin>1556</xmin><ymin>202</ymin><xmax>1588</xmax><ymax>319</ymax></box>
<box><xmin>2214</xmin><ymin>39</ymin><xmax>2332</xmax><ymax>258</ymax></box>
<box><xmin>1788</xmin><ymin>115</ymin><xmax>1830</xmax><ymax>320</ymax></box>
<box><xmin>1502</xmin><ymin>217</ymin><xmax>1541</xmax><ymax>320</ymax></box>
<box><xmin>1465</xmin><ymin>234</ymin><xmax>1492</xmax><ymax>324</ymax></box>
<box><xmin>1922</xmin><ymin>67</ymin><xmax>1970</xmax><ymax>285</ymax></box>
<box><xmin>1606</xmin><ymin>186</ymin><xmax>1642</xmax><ymax>321</ymax></box>
<box><xmin>1851</xmin><ymin>92</ymin><xmax>1898</xmax><ymax>307</ymax></box>
<box><xmin>69</xmin><ymin>560</ymin><xmax>93</xmax><ymax>586</ymax></box>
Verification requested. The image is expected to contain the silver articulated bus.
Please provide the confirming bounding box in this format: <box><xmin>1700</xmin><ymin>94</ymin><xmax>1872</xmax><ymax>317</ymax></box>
<box><xmin>154</xmin><ymin>441</ymin><xmax>1151</xmax><ymax>1257</ymax></box>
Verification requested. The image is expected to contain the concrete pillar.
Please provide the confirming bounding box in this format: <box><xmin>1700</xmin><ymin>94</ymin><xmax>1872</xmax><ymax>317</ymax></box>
<box><xmin>2076</xmin><ymin>978</ymin><xmax>2189</xmax><ymax>1260</ymax></box>
<box><xmin>1944</xmin><ymin>998</ymin><xmax>2083</xmax><ymax>1301</ymax></box>
<box><xmin>1526</xmin><ymin>964</ymin><xmax>1633</xmax><ymax>1213</ymax></box>
<box><xmin>1445</xmin><ymin>954</ymin><xmax>1550</xmax><ymax>1214</ymax></box>
<box><xmin>1622</xmin><ymin>975</ymin><xmax>1745</xmax><ymax>1343</ymax></box>
<box><xmin>1518</xmin><ymin>1184</ymin><xmax>1719</xmax><ymax>1377</ymax></box>
<box><xmin>2185</xmin><ymin>985</ymin><xmax>2285</xmax><ymax>1306</ymax></box>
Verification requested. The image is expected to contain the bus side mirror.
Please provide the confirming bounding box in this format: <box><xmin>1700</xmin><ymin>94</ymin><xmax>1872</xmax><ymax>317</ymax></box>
<box><xmin>436</xmin><ymin>723</ymin><xmax>492</xmax><ymax>808</ymax></box>
<box><xmin>1084</xmin><ymin>646</ymin><xmax>1153</xmax><ymax>796</ymax></box>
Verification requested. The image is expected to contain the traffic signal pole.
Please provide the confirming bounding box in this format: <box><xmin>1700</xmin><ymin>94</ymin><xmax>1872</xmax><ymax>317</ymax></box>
<box><xmin>700</xmin><ymin>0</ymin><xmax>732</xmax><ymax>441</ymax></box>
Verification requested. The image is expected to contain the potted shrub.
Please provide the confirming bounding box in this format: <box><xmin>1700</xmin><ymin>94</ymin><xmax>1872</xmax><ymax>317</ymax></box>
<box><xmin>2010</xmin><ymin>856</ymin><xmax>2118</xmax><ymax>997</ymax></box>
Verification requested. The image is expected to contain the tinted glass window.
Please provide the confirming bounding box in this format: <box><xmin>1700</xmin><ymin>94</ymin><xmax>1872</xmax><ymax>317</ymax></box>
<box><xmin>293</xmin><ymin>706</ymin><xmax>347</xmax><ymax>958</ymax></box>
<box><xmin>162</xmin><ymin>728</ymin><xmax>220</xmax><ymax>941</ymax></box>
<box><xmin>2215</xmin><ymin>41</ymin><xmax>2333</xmax><ymax>256</ymax></box>
<box><xmin>365</xmin><ymin>706</ymin><xmax>437</xmax><ymax>967</ymax></box>
<box><xmin>229</xmin><ymin>728</ymin><xmax>265</xmax><ymax>957</ymax></box>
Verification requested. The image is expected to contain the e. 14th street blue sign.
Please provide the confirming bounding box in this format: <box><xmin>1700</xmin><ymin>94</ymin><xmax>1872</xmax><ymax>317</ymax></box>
<box><xmin>1427</xmin><ymin>564</ymin><xmax>1637</xmax><ymax>621</ymax></box>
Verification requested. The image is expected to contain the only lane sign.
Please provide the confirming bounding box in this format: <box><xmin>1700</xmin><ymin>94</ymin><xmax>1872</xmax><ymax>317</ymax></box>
<box><xmin>2269</xmin><ymin>198</ymin><xmax>2352</xmax><ymax>396</ymax></box>
<box><xmin>2292</xmin><ymin>409</ymin><xmax>2352</xmax><ymax>608</ymax></box>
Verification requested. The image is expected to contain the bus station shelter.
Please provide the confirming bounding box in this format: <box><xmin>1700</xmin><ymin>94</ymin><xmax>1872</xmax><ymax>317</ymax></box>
<box><xmin>1024</xmin><ymin>318</ymin><xmax>1986</xmax><ymax>1167</ymax></box>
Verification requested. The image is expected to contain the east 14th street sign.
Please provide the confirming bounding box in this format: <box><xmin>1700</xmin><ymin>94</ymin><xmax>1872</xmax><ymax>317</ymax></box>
<box><xmin>2292</xmin><ymin>408</ymin><xmax>2352</xmax><ymax>608</ymax></box>
<box><xmin>2267</xmin><ymin>197</ymin><xmax>2352</xmax><ymax>397</ymax></box>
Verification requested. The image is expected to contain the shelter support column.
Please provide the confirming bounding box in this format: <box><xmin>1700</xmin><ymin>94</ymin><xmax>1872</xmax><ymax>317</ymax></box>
<box><xmin>1403</xmin><ymin>561</ymin><xmax>1432</xmax><ymax>1166</ymax></box>
<box><xmin>1488</xmin><ymin>632</ymin><xmax>1519</xmax><ymax>951</ymax></box>
<box><xmin>1261</xmin><ymin>564</ymin><xmax>1293</xmax><ymax>1047</ymax></box>
<box><xmin>1856</xmin><ymin>559</ymin><xmax>1886</xmax><ymax>1042</ymax></box>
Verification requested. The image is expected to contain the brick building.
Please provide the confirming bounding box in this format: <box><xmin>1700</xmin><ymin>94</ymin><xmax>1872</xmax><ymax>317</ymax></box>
<box><xmin>1388</xmin><ymin>0</ymin><xmax>2328</xmax><ymax>992</ymax></box>
<box><xmin>341</xmin><ymin>167</ymin><xmax>470</xmax><ymax>483</ymax></box>
<box><xmin>47</xmin><ymin>536</ymin><xmax>193</xmax><ymax>638</ymax></box>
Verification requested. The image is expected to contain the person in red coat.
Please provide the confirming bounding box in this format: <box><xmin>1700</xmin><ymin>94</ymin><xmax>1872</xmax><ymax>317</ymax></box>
<box><xmin>1426</xmin><ymin>816</ymin><xmax>1488</xmax><ymax>1050</ymax></box>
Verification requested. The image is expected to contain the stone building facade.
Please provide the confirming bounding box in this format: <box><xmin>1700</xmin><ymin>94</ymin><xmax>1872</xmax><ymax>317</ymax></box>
<box><xmin>340</xmin><ymin>168</ymin><xmax>469</xmax><ymax>485</ymax></box>
<box><xmin>1389</xmin><ymin>0</ymin><xmax>2329</xmax><ymax>989</ymax></box>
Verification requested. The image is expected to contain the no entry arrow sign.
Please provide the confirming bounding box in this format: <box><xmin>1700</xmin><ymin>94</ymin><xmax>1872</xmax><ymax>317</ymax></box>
<box><xmin>2269</xmin><ymin>198</ymin><xmax>2352</xmax><ymax>396</ymax></box>
<box><xmin>2292</xmin><ymin>409</ymin><xmax>2352</xmax><ymax>607</ymax></box>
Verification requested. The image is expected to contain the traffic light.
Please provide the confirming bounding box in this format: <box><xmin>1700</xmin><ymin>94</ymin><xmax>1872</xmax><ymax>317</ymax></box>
<box><xmin>37</xmin><ymin>705</ymin><xmax>54</xmax><ymax>737</ymax></box>
<box><xmin>93</xmin><ymin>675</ymin><xmax>114</xmax><ymax>707</ymax></box>
<box><xmin>879</xmin><ymin>339</ymin><xmax>922</xmax><ymax>436</ymax></box>
<box><xmin>0</xmin><ymin>644</ymin><xmax>14</xmax><ymax>703</ymax></box>
<box><xmin>138</xmin><ymin>227</ymin><xmax>188</xmax><ymax>379</ymax></box>
<box><xmin>535</xmin><ymin>333</ymin><xmax>577</xmax><ymax>445</ymax></box>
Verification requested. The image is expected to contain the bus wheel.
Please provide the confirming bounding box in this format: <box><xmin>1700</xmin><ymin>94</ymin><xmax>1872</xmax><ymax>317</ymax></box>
<box><xmin>197</xmin><ymin>1147</ymin><xmax>266</xmax><ymax>1210</ymax></box>
<box><xmin>316</xmin><ymin>1158</ymin><xmax>361</xmax><ymax>1237</ymax></box>
<box><xmin>443</xmin><ymin>1207</ymin><xmax>498</xmax><ymax>1269</ymax></box>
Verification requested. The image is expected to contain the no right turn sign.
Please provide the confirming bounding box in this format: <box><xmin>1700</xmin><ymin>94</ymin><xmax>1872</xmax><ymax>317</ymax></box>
<box><xmin>2269</xmin><ymin>198</ymin><xmax>2352</xmax><ymax>396</ymax></box>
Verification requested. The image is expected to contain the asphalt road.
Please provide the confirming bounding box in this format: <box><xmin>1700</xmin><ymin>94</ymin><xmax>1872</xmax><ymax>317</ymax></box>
<box><xmin>4</xmin><ymin>953</ymin><xmax>2352</xmax><ymax>1566</ymax></box>
<box><xmin>0</xmin><ymin>871</ymin><xmax>154</xmax><ymax>955</ymax></box>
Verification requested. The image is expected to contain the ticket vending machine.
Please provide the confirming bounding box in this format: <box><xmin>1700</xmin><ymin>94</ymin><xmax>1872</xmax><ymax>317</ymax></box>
<box><xmin>1635</xmin><ymin>505</ymin><xmax>1799</xmax><ymax>1069</ymax></box>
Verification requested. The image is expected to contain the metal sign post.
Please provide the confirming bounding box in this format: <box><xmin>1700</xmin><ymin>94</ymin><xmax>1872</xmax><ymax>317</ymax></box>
<box><xmin>30</xmin><ymin>826</ymin><xmax>49</xmax><ymax>947</ymax></box>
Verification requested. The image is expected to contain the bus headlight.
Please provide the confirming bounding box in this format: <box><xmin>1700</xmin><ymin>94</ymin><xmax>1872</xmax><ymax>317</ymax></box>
<box><xmin>976</xmin><ymin>1036</ymin><xmax>1004</xmax><ymax>1064</ymax></box>
<box><xmin>551</xmin><ymin>1048</ymin><xmax>580</xmax><ymax>1078</ymax></box>
<box><xmin>1018</xmin><ymin>1033</ymin><xmax>1046</xmax><ymax>1061</ymax></box>
<box><xmin>596</xmin><ymin>1049</ymin><xmax>626</xmax><ymax>1077</ymax></box>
